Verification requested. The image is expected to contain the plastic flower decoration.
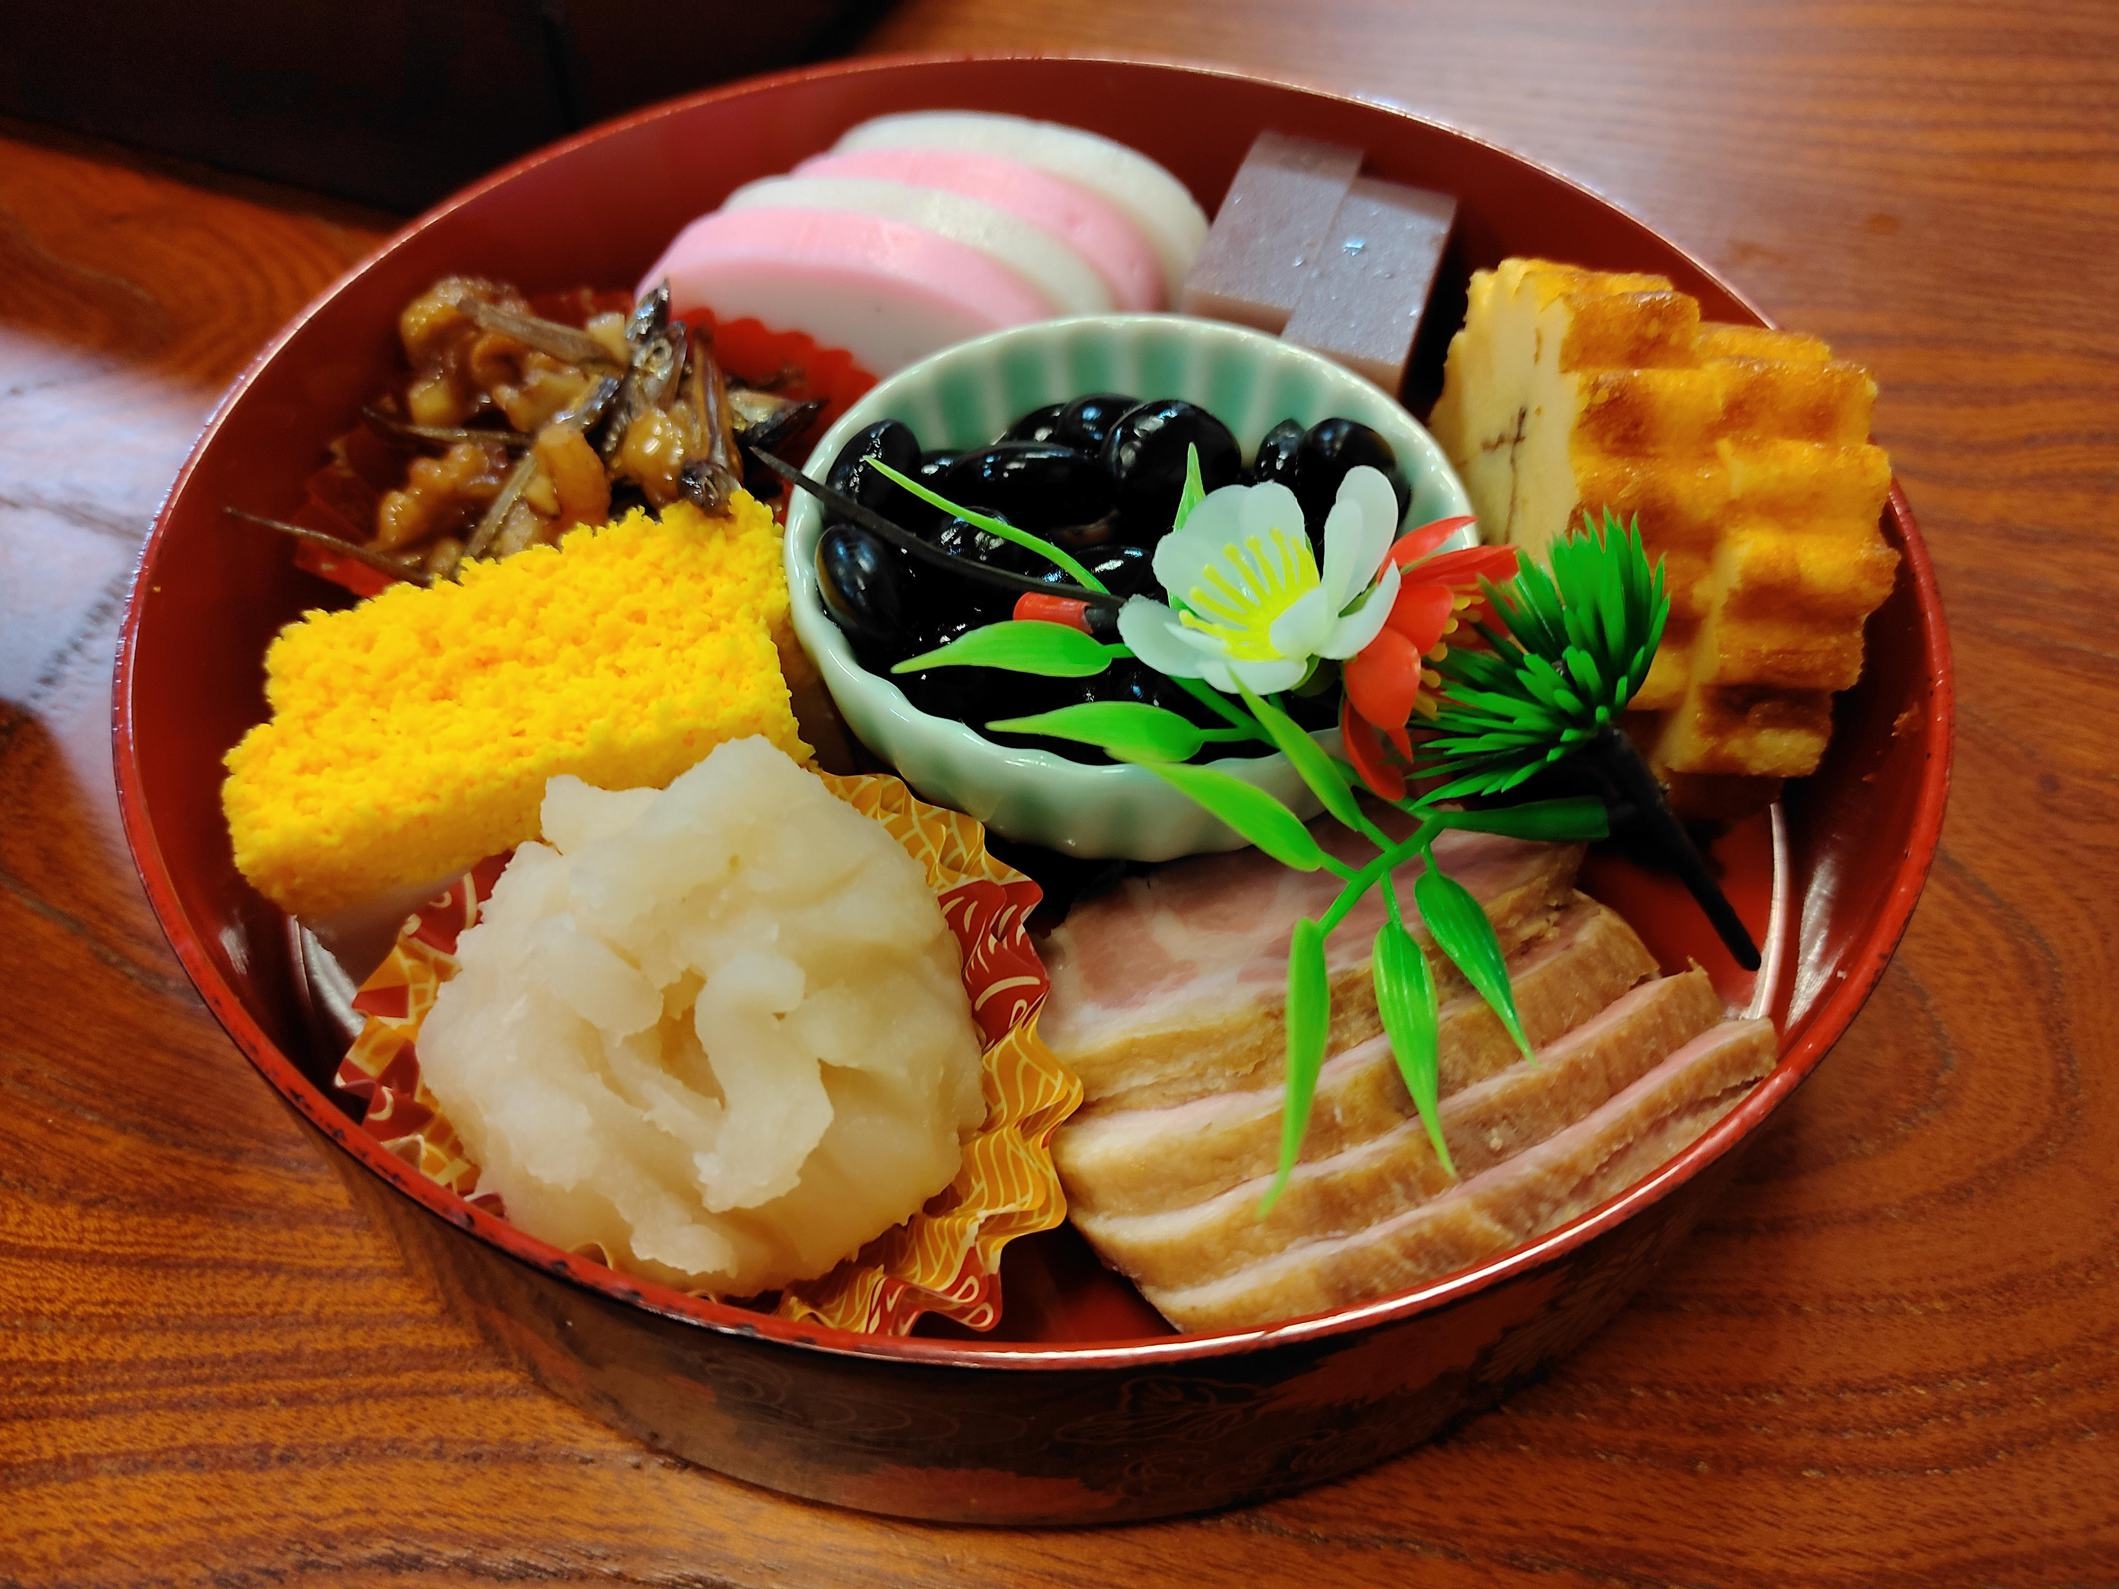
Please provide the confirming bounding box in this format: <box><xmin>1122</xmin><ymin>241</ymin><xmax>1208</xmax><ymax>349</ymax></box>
<box><xmin>786</xmin><ymin>446</ymin><xmax>1748</xmax><ymax>1208</ymax></box>
<box><xmin>1115</xmin><ymin>467</ymin><xmax>1404</xmax><ymax>696</ymax></box>
<box><xmin>1339</xmin><ymin>516</ymin><xmax>1521</xmax><ymax>800</ymax></box>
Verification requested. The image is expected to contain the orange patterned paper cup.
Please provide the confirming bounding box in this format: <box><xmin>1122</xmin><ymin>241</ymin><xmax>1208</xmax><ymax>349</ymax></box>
<box><xmin>333</xmin><ymin>770</ymin><xmax>1080</xmax><ymax>1336</ymax></box>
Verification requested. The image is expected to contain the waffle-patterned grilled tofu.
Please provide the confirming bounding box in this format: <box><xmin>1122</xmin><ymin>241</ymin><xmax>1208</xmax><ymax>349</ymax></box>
<box><xmin>1428</xmin><ymin>259</ymin><xmax>1898</xmax><ymax>812</ymax></box>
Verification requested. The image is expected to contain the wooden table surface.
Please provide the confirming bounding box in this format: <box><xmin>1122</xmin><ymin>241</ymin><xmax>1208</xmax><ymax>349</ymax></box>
<box><xmin>4</xmin><ymin>1</ymin><xmax>2115</xmax><ymax>1583</ymax></box>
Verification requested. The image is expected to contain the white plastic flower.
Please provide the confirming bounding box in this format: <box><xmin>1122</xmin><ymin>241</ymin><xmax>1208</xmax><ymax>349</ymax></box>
<box><xmin>1117</xmin><ymin>465</ymin><xmax>1403</xmax><ymax>695</ymax></box>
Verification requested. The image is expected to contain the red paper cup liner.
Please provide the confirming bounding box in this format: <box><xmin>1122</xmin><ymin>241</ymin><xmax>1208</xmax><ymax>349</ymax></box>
<box><xmin>333</xmin><ymin>771</ymin><xmax>1080</xmax><ymax>1336</ymax></box>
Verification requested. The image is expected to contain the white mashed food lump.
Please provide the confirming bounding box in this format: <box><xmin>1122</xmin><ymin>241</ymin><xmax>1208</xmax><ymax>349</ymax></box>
<box><xmin>416</xmin><ymin>737</ymin><xmax>986</xmax><ymax>1294</ymax></box>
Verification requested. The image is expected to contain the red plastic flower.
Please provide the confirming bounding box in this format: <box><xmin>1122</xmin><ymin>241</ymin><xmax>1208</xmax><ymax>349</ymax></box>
<box><xmin>1340</xmin><ymin>517</ymin><xmax>1520</xmax><ymax>799</ymax></box>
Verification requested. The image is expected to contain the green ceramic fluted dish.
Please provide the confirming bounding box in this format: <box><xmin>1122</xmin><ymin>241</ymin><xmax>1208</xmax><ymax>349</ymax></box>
<box><xmin>784</xmin><ymin>314</ymin><xmax>1474</xmax><ymax>860</ymax></box>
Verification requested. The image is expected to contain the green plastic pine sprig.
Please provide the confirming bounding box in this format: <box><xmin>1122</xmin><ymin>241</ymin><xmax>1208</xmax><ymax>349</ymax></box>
<box><xmin>1417</xmin><ymin>509</ymin><xmax>1668</xmax><ymax>801</ymax></box>
<box><xmin>1412</xmin><ymin>509</ymin><xmax>1758</xmax><ymax>969</ymax></box>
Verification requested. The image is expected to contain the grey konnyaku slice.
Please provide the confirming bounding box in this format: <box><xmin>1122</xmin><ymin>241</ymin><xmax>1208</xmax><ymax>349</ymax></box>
<box><xmin>1178</xmin><ymin>130</ymin><xmax>1363</xmax><ymax>332</ymax></box>
<box><xmin>1072</xmin><ymin>967</ymin><xmax>1726</xmax><ymax>1294</ymax></box>
<box><xmin>1146</xmin><ymin>1018</ymin><xmax>1779</xmax><ymax>1333</ymax></box>
<box><xmin>1054</xmin><ymin>895</ymin><xmax>1655</xmax><ymax>1216</ymax></box>
<box><xmin>1281</xmin><ymin>176</ymin><xmax>1458</xmax><ymax>394</ymax></box>
<box><xmin>1041</xmin><ymin>824</ymin><xmax>1583</xmax><ymax>1110</ymax></box>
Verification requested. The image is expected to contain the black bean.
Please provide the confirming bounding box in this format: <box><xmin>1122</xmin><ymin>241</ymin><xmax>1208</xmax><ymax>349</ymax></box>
<box><xmin>825</xmin><ymin>420</ymin><xmax>924</xmax><ymax>522</ymax></box>
<box><xmin>1101</xmin><ymin>399</ymin><xmax>1242</xmax><ymax>539</ymax></box>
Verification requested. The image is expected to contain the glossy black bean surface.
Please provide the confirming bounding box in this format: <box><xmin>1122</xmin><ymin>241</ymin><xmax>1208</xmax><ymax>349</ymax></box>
<box><xmin>1250</xmin><ymin>417</ymin><xmax>1305</xmax><ymax>489</ymax></box>
<box><xmin>1003</xmin><ymin>402</ymin><xmax>1067</xmax><ymax>444</ymax></box>
<box><xmin>932</xmin><ymin>516</ymin><xmax>1053</xmax><ymax>581</ymax></box>
<box><xmin>825</xmin><ymin>419</ymin><xmax>923</xmax><ymax>520</ymax></box>
<box><xmin>1052</xmin><ymin>392</ymin><xmax>1140</xmax><ymax>452</ymax></box>
<box><xmin>816</xmin><ymin>523</ymin><xmax>913</xmax><ymax>652</ymax></box>
<box><xmin>1086</xmin><ymin>659</ymin><xmax>1226</xmax><ymax>726</ymax></box>
<box><xmin>1295</xmin><ymin>417</ymin><xmax>1412</xmax><ymax>526</ymax></box>
<box><xmin>938</xmin><ymin>442</ymin><xmax>1117</xmax><ymax>532</ymax></box>
<box><xmin>1038</xmin><ymin>541</ymin><xmax>1155</xmax><ymax>598</ymax></box>
<box><xmin>916</xmin><ymin>449</ymin><xmax>962</xmax><ymax>483</ymax></box>
<box><xmin>1101</xmin><ymin>398</ymin><xmax>1241</xmax><ymax>535</ymax></box>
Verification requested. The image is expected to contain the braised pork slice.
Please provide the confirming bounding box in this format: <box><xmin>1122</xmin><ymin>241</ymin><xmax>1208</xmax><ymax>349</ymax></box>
<box><xmin>1055</xmin><ymin>895</ymin><xmax>1657</xmax><ymax>1215</ymax></box>
<box><xmin>1041</xmin><ymin>824</ymin><xmax>1583</xmax><ymax>1110</ymax></box>
<box><xmin>1146</xmin><ymin>1018</ymin><xmax>1778</xmax><ymax>1333</ymax></box>
<box><xmin>1071</xmin><ymin>967</ymin><xmax>1726</xmax><ymax>1293</ymax></box>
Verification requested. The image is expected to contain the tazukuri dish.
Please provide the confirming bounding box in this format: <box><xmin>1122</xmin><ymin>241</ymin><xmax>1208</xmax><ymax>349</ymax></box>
<box><xmin>113</xmin><ymin>54</ymin><xmax>1951</xmax><ymax>1523</ymax></box>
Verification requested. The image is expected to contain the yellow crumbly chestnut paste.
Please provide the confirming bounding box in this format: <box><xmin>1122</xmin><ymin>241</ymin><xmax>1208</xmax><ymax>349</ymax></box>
<box><xmin>222</xmin><ymin>495</ymin><xmax>808</xmax><ymax>917</ymax></box>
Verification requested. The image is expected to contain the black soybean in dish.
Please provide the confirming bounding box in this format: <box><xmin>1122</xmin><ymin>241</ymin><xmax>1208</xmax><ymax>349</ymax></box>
<box><xmin>1039</xmin><ymin>541</ymin><xmax>1154</xmax><ymax>598</ymax></box>
<box><xmin>1052</xmin><ymin>392</ymin><xmax>1140</xmax><ymax>452</ymax></box>
<box><xmin>901</xmin><ymin>664</ymin><xmax>1003</xmax><ymax>730</ymax></box>
<box><xmin>816</xmin><ymin>523</ymin><xmax>913</xmax><ymax>652</ymax></box>
<box><xmin>997</xmin><ymin>662</ymin><xmax>1222</xmax><ymax>766</ymax></box>
<box><xmin>1003</xmin><ymin>402</ymin><xmax>1068</xmax><ymax>444</ymax></box>
<box><xmin>933</xmin><ymin>516</ymin><xmax>1051</xmax><ymax>580</ymax></box>
<box><xmin>1295</xmin><ymin>417</ymin><xmax>1413</xmax><ymax>526</ymax></box>
<box><xmin>1090</xmin><ymin>659</ymin><xmax>1224</xmax><ymax>725</ymax></box>
<box><xmin>1087</xmin><ymin>540</ymin><xmax>1156</xmax><ymax>596</ymax></box>
<box><xmin>1102</xmin><ymin>399</ymin><xmax>1242</xmax><ymax>533</ymax></box>
<box><xmin>914</xmin><ymin>610</ymin><xmax>984</xmax><ymax>654</ymax></box>
<box><xmin>826</xmin><ymin>420</ymin><xmax>923</xmax><ymax>520</ymax></box>
<box><xmin>816</xmin><ymin>402</ymin><xmax>1410</xmax><ymax>752</ymax></box>
<box><xmin>939</xmin><ymin>442</ymin><xmax>1117</xmax><ymax>533</ymax></box>
<box><xmin>916</xmin><ymin>449</ymin><xmax>962</xmax><ymax>486</ymax></box>
<box><xmin>1250</xmin><ymin>417</ymin><xmax>1305</xmax><ymax>489</ymax></box>
<box><xmin>947</xmin><ymin>670</ymin><xmax>1078</xmax><ymax>751</ymax></box>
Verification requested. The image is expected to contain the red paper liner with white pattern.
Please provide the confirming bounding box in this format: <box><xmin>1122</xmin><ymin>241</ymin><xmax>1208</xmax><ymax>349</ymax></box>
<box><xmin>333</xmin><ymin>771</ymin><xmax>1078</xmax><ymax>1336</ymax></box>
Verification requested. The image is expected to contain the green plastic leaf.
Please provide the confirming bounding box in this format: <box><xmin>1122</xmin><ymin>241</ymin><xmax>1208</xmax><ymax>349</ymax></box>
<box><xmin>1421</xmin><ymin>796</ymin><xmax>1610</xmax><ymax>842</ymax></box>
<box><xmin>894</xmin><ymin>621</ymin><xmax>1116</xmax><ymax>678</ymax></box>
<box><xmin>1504</xmin><ymin>564</ymin><xmax>1567</xmax><ymax>657</ymax></box>
<box><xmin>1372</xmin><ymin>920</ymin><xmax>1454</xmax><ymax>1177</ymax></box>
<box><xmin>1412</xmin><ymin>856</ymin><xmax>1532</xmax><ymax>1061</ymax></box>
<box><xmin>1174</xmin><ymin>443</ymin><xmax>1207</xmax><ymax>531</ymax></box>
<box><xmin>1516</xmin><ymin>654</ymin><xmax>1583</xmax><ymax>716</ymax></box>
<box><xmin>867</xmin><ymin>459</ymin><xmax>1106</xmax><ymax>592</ymax></box>
<box><xmin>1237</xmin><ymin>684</ymin><xmax>1364</xmax><ymax>832</ymax></box>
<box><xmin>986</xmin><ymin>700</ymin><xmax>1216</xmax><ymax>763</ymax></box>
<box><xmin>1417</xmin><ymin>512</ymin><xmax>1672</xmax><ymax>797</ymax></box>
<box><xmin>1171</xmin><ymin>673</ymin><xmax>1268</xmax><ymax>741</ymax></box>
<box><xmin>1316</xmin><ymin>814</ymin><xmax>1438</xmax><ymax>937</ymax></box>
<box><xmin>1561</xmin><ymin>644</ymin><xmax>1605</xmax><ymax>703</ymax></box>
<box><xmin>1260</xmin><ymin>916</ymin><xmax>1330</xmax><ymax>1215</ymax></box>
<box><xmin>1593</xmin><ymin>540</ymin><xmax>1630</xmax><ymax>660</ymax></box>
<box><xmin>1146</xmin><ymin>763</ymin><xmax>1327</xmax><ymax>871</ymax></box>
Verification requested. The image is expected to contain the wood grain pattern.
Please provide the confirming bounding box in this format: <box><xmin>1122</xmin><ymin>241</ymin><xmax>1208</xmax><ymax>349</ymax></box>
<box><xmin>3</xmin><ymin>0</ymin><xmax>2116</xmax><ymax>1581</ymax></box>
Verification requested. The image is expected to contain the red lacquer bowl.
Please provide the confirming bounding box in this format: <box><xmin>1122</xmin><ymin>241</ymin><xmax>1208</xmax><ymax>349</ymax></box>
<box><xmin>112</xmin><ymin>55</ymin><xmax>1953</xmax><ymax>1524</ymax></box>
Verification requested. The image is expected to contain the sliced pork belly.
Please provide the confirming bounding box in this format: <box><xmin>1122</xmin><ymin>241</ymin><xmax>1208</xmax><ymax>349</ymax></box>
<box><xmin>1040</xmin><ymin>825</ymin><xmax>1584</xmax><ymax>1109</ymax></box>
<box><xmin>1147</xmin><ymin>1018</ymin><xmax>1778</xmax><ymax>1333</ymax></box>
<box><xmin>1055</xmin><ymin>895</ymin><xmax>1657</xmax><ymax>1215</ymax></box>
<box><xmin>1070</xmin><ymin>967</ymin><xmax>1724</xmax><ymax>1293</ymax></box>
